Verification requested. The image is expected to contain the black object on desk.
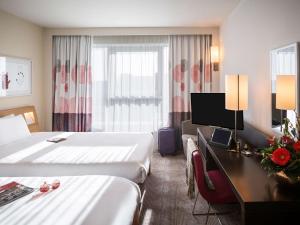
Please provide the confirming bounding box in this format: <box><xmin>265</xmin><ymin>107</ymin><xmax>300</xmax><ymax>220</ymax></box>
<box><xmin>209</xmin><ymin>127</ymin><xmax>232</xmax><ymax>148</ymax></box>
<box><xmin>197</xmin><ymin>124</ymin><xmax>300</xmax><ymax>225</ymax></box>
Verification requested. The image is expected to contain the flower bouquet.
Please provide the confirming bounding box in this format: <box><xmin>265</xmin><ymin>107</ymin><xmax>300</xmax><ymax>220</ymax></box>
<box><xmin>260</xmin><ymin>118</ymin><xmax>300</xmax><ymax>185</ymax></box>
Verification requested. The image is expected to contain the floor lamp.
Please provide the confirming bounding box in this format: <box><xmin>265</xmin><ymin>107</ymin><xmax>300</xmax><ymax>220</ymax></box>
<box><xmin>276</xmin><ymin>75</ymin><xmax>296</xmax><ymax>132</ymax></box>
<box><xmin>225</xmin><ymin>74</ymin><xmax>248</xmax><ymax>152</ymax></box>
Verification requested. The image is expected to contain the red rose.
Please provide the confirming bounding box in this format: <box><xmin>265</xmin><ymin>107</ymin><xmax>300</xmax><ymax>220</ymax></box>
<box><xmin>281</xmin><ymin>136</ymin><xmax>293</xmax><ymax>145</ymax></box>
<box><xmin>271</xmin><ymin>148</ymin><xmax>291</xmax><ymax>166</ymax></box>
<box><xmin>293</xmin><ymin>141</ymin><xmax>300</xmax><ymax>153</ymax></box>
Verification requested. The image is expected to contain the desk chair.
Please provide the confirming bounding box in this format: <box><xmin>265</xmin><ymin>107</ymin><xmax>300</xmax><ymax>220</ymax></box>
<box><xmin>192</xmin><ymin>150</ymin><xmax>237</xmax><ymax>224</ymax></box>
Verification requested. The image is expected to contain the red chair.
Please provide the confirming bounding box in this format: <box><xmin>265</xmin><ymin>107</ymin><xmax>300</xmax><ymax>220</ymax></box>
<box><xmin>192</xmin><ymin>150</ymin><xmax>237</xmax><ymax>224</ymax></box>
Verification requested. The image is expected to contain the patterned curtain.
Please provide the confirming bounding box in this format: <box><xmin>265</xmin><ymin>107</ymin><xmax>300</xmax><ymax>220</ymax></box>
<box><xmin>169</xmin><ymin>35</ymin><xmax>212</xmax><ymax>150</ymax></box>
<box><xmin>52</xmin><ymin>36</ymin><xmax>92</xmax><ymax>132</ymax></box>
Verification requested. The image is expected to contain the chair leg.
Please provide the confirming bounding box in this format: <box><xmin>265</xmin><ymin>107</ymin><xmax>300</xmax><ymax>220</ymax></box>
<box><xmin>192</xmin><ymin>193</ymin><xmax>217</xmax><ymax>216</ymax></box>
<box><xmin>205</xmin><ymin>204</ymin><xmax>211</xmax><ymax>225</ymax></box>
<box><xmin>192</xmin><ymin>192</ymin><xmax>199</xmax><ymax>215</ymax></box>
<box><xmin>192</xmin><ymin>191</ymin><xmax>234</xmax><ymax>225</ymax></box>
<box><xmin>216</xmin><ymin>215</ymin><xmax>222</xmax><ymax>225</ymax></box>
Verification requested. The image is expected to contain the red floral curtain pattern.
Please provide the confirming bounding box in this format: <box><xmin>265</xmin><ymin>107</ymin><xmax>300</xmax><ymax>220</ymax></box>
<box><xmin>169</xmin><ymin>35</ymin><xmax>212</xmax><ymax>150</ymax></box>
<box><xmin>170</xmin><ymin>35</ymin><xmax>212</xmax><ymax>113</ymax></box>
<box><xmin>52</xmin><ymin>36</ymin><xmax>92</xmax><ymax>132</ymax></box>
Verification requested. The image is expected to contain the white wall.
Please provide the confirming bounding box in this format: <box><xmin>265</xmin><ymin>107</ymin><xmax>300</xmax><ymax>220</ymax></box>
<box><xmin>43</xmin><ymin>27</ymin><xmax>220</xmax><ymax>130</ymax></box>
<box><xmin>0</xmin><ymin>10</ymin><xmax>45</xmax><ymax>129</ymax></box>
<box><xmin>220</xmin><ymin>0</ymin><xmax>300</xmax><ymax>135</ymax></box>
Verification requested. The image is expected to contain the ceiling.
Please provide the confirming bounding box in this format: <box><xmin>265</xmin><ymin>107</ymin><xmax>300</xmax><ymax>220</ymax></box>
<box><xmin>0</xmin><ymin>0</ymin><xmax>240</xmax><ymax>28</ymax></box>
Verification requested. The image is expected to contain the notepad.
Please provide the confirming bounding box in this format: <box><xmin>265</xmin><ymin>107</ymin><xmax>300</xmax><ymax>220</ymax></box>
<box><xmin>0</xmin><ymin>182</ymin><xmax>34</xmax><ymax>207</ymax></box>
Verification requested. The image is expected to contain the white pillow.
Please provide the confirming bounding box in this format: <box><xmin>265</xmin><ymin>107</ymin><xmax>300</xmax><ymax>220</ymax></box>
<box><xmin>0</xmin><ymin>114</ymin><xmax>15</xmax><ymax>119</ymax></box>
<box><xmin>0</xmin><ymin>115</ymin><xmax>31</xmax><ymax>146</ymax></box>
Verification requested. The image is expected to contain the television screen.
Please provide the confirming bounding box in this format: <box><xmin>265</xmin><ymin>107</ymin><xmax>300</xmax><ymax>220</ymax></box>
<box><xmin>191</xmin><ymin>93</ymin><xmax>244</xmax><ymax>130</ymax></box>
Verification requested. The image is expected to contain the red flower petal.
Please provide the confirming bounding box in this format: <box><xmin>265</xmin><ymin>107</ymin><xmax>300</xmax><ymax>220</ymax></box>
<box><xmin>293</xmin><ymin>141</ymin><xmax>300</xmax><ymax>153</ymax></box>
<box><xmin>271</xmin><ymin>148</ymin><xmax>291</xmax><ymax>166</ymax></box>
<box><xmin>281</xmin><ymin>136</ymin><xmax>293</xmax><ymax>145</ymax></box>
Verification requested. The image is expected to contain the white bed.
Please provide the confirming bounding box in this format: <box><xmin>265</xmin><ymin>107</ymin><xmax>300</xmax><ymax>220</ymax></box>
<box><xmin>0</xmin><ymin>132</ymin><xmax>154</xmax><ymax>183</ymax></box>
<box><xmin>0</xmin><ymin>175</ymin><xmax>141</xmax><ymax>225</ymax></box>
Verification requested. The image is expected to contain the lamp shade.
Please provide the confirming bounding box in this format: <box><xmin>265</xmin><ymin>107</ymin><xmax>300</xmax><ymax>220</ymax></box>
<box><xmin>276</xmin><ymin>75</ymin><xmax>296</xmax><ymax>110</ymax></box>
<box><xmin>211</xmin><ymin>46</ymin><xmax>219</xmax><ymax>63</ymax></box>
<box><xmin>225</xmin><ymin>74</ymin><xmax>248</xmax><ymax>111</ymax></box>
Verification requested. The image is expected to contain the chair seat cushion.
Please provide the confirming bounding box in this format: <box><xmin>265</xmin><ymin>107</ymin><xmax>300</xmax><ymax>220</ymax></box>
<box><xmin>207</xmin><ymin>170</ymin><xmax>237</xmax><ymax>204</ymax></box>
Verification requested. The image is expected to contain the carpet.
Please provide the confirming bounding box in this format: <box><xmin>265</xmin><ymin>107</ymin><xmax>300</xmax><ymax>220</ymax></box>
<box><xmin>140</xmin><ymin>151</ymin><xmax>241</xmax><ymax>225</ymax></box>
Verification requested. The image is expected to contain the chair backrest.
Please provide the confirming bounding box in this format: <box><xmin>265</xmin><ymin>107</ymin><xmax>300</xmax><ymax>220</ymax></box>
<box><xmin>192</xmin><ymin>150</ymin><xmax>211</xmax><ymax>199</ymax></box>
<box><xmin>181</xmin><ymin>120</ymin><xmax>200</xmax><ymax>135</ymax></box>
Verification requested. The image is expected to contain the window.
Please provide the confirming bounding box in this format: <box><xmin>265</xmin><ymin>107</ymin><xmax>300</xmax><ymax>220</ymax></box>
<box><xmin>92</xmin><ymin>36</ymin><xmax>169</xmax><ymax>132</ymax></box>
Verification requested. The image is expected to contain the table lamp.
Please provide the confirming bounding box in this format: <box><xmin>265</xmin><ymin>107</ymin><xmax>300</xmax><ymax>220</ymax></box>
<box><xmin>275</xmin><ymin>75</ymin><xmax>296</xmax><ymax>131</ymax></box>
<box><xmin>225</xmin><ymin>74</ymin><xmax>248</xmax><ymax>152</ymax></box>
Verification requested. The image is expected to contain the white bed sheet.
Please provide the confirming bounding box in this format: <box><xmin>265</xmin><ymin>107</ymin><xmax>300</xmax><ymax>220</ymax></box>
<box><xmin>0</xmin><ymin>132</ymin><xmax>154</xmax><ymax>183</ymax></box>
<box><xmin>0</xmin><ymin>175</ymin><xmax>140</xmax><ymax>225</ymax></box>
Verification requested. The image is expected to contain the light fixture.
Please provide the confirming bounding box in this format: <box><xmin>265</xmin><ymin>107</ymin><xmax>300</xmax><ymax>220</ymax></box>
<box><xmin>225</xmin><ymin>74</ymin><xmax>248</xmax><ymax>152</ymax></box>
<box><xmin>23</xmin><ymin>112</ymin><xmax>35</xmax><ymax>125</ymax></box>
<box><xmin>211</xmin><ymin>46</ymin><xmax>219</xmax><ymax>71</ymax></box>
<box><xmin>276</xmin><ymin>75</ymin><xmax>296</xmax><ymax>131</ymax></box>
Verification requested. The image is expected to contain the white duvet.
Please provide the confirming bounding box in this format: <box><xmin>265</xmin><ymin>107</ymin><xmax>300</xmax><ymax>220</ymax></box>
<box><xmin>0</xmin><ymin>175</ymin><xmax>140</xmax><ymax>225</ymax></box>
<box><xmin>0</xmin><ymin>132</ymin><xmax>153</xmax><ymax>183</ymax></box>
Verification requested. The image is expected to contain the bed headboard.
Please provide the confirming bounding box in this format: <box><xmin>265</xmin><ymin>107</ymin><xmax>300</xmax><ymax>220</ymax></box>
<box><xmin>0</xmin><ymin>106</ymin><xmax>39</xmax><ymax>132</ymax></box>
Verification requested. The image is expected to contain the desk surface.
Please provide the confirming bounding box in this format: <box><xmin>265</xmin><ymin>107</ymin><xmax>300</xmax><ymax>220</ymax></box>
<box><xmin>198</xmin><ymin>126</ymin><xmax>300</xmax><ymax>205</ymax></box>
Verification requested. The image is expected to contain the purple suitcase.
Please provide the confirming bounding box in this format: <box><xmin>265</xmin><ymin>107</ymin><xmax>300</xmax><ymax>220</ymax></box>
<box><xmin>158</xmin><ymin>127</ymin><xmax>176</xmax><ymax>156</ymax></box>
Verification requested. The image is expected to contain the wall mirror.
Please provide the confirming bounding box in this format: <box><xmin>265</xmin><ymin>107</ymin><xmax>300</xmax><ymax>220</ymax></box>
<box><xmin>271</xmin><ymin>42</ymin><xmax>299</xmax><ymax>133</ymax></box>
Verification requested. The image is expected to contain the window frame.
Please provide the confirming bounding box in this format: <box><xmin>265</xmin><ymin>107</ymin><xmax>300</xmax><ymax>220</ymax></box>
<box><xmin>106</xmin><ymin>44</ymin><xmax>166</xmax><ymax>102</ymax></box>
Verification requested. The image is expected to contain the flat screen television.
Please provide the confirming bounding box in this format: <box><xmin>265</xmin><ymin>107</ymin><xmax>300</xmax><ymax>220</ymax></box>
<box><xmin>191</xmin><ymin>93</ymin><xmax>244</xmax><ymax>130</ymax></box>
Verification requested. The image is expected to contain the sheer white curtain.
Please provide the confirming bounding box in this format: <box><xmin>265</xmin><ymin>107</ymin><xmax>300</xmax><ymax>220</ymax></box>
<box><xmin>92</xmin><ymin>36</ymin><xmax>169</xmax><ymax>132</ymax></box>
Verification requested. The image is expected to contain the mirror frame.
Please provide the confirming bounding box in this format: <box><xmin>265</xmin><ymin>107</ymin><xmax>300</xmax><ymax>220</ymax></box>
<box><xmin>270</xmin><ymin>42</ymin><xmax>300</xmax><ymax>134</ymax></box>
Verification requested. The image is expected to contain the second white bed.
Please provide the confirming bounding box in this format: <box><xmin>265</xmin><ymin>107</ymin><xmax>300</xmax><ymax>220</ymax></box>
<box><xmin>0</xmin><ymin>175</ymin><xmax>141</xmax><ymax>225</ymax></box>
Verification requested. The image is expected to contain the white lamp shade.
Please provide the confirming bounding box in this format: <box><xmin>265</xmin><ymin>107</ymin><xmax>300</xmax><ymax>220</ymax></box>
<box><xmin>225</xmin><ymin>74</ymin><xmax>248</xmax><ymax>111</ymax></box>
<box><xmin>211</xmin><ymin>46</ymin><xmax>219</xmax><ymax>63</ymax></box>
<box><xmin>276</xmin><ymin>75</ymin><xmax>296</xmax><ymax>110</ymax></box>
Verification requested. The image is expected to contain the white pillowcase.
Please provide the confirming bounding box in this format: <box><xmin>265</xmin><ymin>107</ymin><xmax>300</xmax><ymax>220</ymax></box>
<box><xmin>0</xmin><ymin>114</ymin><xmax>15</xmax><ymax>119</ymax></box>
<box><xmin>0</xmin><ymin>115</ymin><xmax>31</xmax><ymax>146</ymax></box>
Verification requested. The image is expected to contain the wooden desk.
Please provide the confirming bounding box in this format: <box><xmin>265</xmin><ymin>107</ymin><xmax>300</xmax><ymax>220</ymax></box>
<box><xmin>197</xmin><ymin>126</ymin><xmax>300</xmax><ymax>225</ymax></box>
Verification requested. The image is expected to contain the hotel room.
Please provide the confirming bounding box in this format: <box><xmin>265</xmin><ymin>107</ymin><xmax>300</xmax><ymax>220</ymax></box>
<box><xmin>0</xmin><ymin>0</ymin><xmax>299</xmax><ymax>224</ymax></box>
